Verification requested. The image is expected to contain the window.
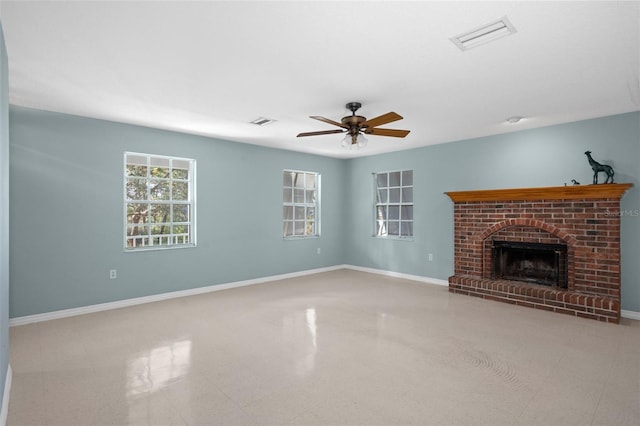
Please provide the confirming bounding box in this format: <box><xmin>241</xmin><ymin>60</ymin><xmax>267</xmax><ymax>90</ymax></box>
<box><xmin>283</xmin><ymin>170</ymin><xmax>320</xmax><ymax>238</ymax></box>
<box><xmin>374</xmin><ymin>170</ymin><xmax>413</xmax><ymax>238</ymax></box>
<box><xmin>124</xmin><ymin>152</ymin><xmax>196</xmax><ymax>250</ymax></box>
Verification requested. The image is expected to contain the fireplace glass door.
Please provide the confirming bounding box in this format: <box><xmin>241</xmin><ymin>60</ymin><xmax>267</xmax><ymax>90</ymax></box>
<box><xmin>492</xmin><ymin>241</ymin><xmax>568</xmax><ymax>288</ymax></box>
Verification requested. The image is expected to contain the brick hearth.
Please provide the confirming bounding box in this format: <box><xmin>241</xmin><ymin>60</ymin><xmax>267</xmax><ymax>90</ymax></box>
<box><xmin>446</xmin><ymin>184</ymin><xmax>632</xmax><ymax>323</ymax></box>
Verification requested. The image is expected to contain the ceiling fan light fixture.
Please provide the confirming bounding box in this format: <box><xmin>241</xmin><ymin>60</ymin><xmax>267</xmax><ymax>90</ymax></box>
<box><xmin>357</xmin><ymin>134</ymin><xmax>368</xmax><ymax>148</ymax></box>
<box><xmin>450</xmin><ymin>16</ymin><xmax>517</xmax><ymax>51</ymax></box>
<box><xmin>341</xmin><ymin>134</ymin><xmax>351</xmax><ymax>148</ymax></box>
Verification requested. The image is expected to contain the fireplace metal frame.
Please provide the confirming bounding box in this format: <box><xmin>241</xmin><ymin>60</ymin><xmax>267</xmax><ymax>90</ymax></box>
<box><xmin>491</xmin><ymin>241</ymin><xmax>568</xmax><ymax>288</ymax></box>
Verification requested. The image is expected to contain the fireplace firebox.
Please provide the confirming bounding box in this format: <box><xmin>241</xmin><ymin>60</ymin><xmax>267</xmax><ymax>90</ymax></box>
<box><xmin>492</xmin><ymin>241</ymin><xmax>568</xmax><ymax>288</ymax></box>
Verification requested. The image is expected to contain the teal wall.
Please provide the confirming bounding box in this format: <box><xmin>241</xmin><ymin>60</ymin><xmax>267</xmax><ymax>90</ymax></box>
<box><xmin>9</xmin><ymin>106</ymin><xmax>347</xmax><ymax>317</ymax></box>
<box><xmin>8</xmin><ymin>106</ymin><xmax>640</xmax><ymax>317</ymax></box>
<box><xmin>345</xmin><ymin>113</ymin><xmax>640</xmax><ymax>312</ymax></box>
<box><xmin>0</xmin><ymin>20</ymin><xmax>10</xmax><ymax>413</ymax></box>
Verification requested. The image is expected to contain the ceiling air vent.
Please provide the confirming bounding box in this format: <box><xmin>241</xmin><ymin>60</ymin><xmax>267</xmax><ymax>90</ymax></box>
<box><xmin>450</xmin><ymin>16</ymin><xmax>517</xmax><ymax>51</ymax></box>
<box><xmin>250</xmin><ymin>117</ymin><xmax>276</xmax><ymax>126</ymax></box>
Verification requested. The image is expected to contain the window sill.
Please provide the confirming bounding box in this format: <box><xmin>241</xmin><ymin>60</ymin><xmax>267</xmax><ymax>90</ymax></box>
<box><xmin>283</xmin><ymin>235</ymin><xmax>320</xmax><ymax>240</ymax></box>
<box><xmin>372</xmin><ymin>235</ymin><xmax>414</xmax><ymax>242</ymax></box>
<box><xmin>124</xmin><ymin>244</ymin><xmax>197</xmax><ymax>253</ymax></box>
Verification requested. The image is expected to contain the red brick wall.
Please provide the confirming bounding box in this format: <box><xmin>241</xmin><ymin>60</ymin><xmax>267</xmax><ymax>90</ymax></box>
<box><xmin>449</xmin><ymin>198</ymin><xmax>622</xmax><ymax>322</ymax></box>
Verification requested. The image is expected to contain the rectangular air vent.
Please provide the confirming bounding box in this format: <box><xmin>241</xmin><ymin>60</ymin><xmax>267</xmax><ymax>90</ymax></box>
<box><xmin>450</xmin><ymin>16</ymin><xmax>517</xmax><ymax>51</ymax></box>
<box><xmin>250</xmin><ymin>117</ymin><xmax>276</xmax><ymax>126</ymax></box>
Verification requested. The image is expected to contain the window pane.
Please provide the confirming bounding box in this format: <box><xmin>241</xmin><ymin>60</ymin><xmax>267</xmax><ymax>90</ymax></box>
<box><xmin>294</xmin><ymin>189</ymin><xmax>304</xmax><ymax>203</ymax></box>
<box><xmin>149</xmin><ymin>179</ymin><xmax>170</xmax><ymax>200</ymax></box>
<box><xmin>283</xmin><ymin>171</ymin><xmax>293</xmax><ymax>187</ymax></box>
<box><xmin>283</xmin><ymin>206</ymin><xmax>293</xmax><ymax>221</ymax></box>
<box><xmin>172</xmin><ymin>181</ymin><xmax>189</xmax><ymax>201</ymax></box>
<box><xmin>150</xmin><ymin>157</ymin><xmax>170</xmax><ymax>178</ymax></box>
<box><xmin>306</xmin><ymin>189</ymin><xmax>316</xmax><ymax>203</ymax></box>
<box><xmin>295</xmin><ymin>206</ymin><xmax>305</xmax><ymax>220</ymax></box>
<box><xmin>172</xmin><ymin>168</ymin><xmax>188</xmax><ymax>180</ymax></box>
<box><xmin>376</xmin><ymin>188</ymin><xmax>387</xmax><ymax>203</ymax></box>
<box><xmin>377</xmin><ymin>173</ymin><xmax>387</xmax><ymax>188</ymax></box>
<box><xmin>126</xmin><ymin>164</ymin><xmax>147</xmax><ymax>178</ymax></box>
<box><xmin>306</xmin><ymin>221</ymin><xmax>315</xmax><ymax>235</ymax></box>
<box><xmin>376</xmin><ymin>220</ymin><xmax>388</xmax><ymax>236</ymax></box>
<box><xmin>389</xmin><ymin>188</ymin><xmax>401</xmax><ymax>203</ymax></box>
<box><xmin>151</xmin><ymin>225</ymin><xmax>171</xmax><ymax>235</ymax></box>
<box><xmin>402</xmin><ymin>187</ymin><xmax>413</xmax><ymax>203</ymax></box>
<box><xmin>402</xmin><ymin>170</ymin><xmax>413</xmax><ymax>186</ymax></box>
<box><xmin>283</xmin><ymin>221</ymin><xmax>293</xmax><ymax>237</ymax></box>
<box><xmin>127</xmin><ymin>203</ymin><xmax>148</xmax><ymax>224</ymax></box>
<box><xmin>283</xmin><ymin>188</ymin><xmax>292</xmax><ymax>203</ymax></box>
<box><xmin>376</xmin><ymin>206</ymin><xmax>387</xmax><ymax>221</ymax></box>
<box><xmin>126</xmin><ymin>154</ymin><xmax>147</xmax><ymax>177</ymax></box>
<box><xmin>172</xmin><ymin>160</ymin><xmax>190</xmax><ymax>178</ymax></box>
<box><xmin>388</xmin><ymin>221</ymin><xmax>400</xmax><ymax>236</ymax></box>
<box><xmin>305</xmin><ymin>173</ymin><xmax>316</xmax><ymax>189</ymax></box>
<box><xmin>127</xmin><ymin>225</ymin><xmax>148</xmax><ymax>236</ymax></box>
<box><xmin>174</xmin><ymin>224</ymin><xmax>189</xmax><ymax>234</ymax></box>
<box><xmin>293</xmin><ymin>173</ymin><xmax>305</xmax><ymax>188</ymax></box>
<box><xmin>401</xmin><ymin>222</ymin><xmax>413</xmax><ymax>236</ymax></box>
<box><xmin>150</xmin><ymin>204</ymin><xmax>170</xmax><ymax>223</ymax></box>
<box><xmin>307</xmin><ymin>207</ymin><xmax>315</xmax><ymax>221</ymax></box>
<box><xmin>295</xmin><ymin>221</ymin><xmax>305</xmax><ymax>235</ymax></box>
<box><xmin>389</xmin><ymin>171</ymin><xmax>401</xmax><ymax>187</ymax></box>
<box><xmin>173</xmin><ymin>204</ymin><xmax>189</xmax><ymax>222</ymax></box>
<box><xmin>388</xmin><ymin>205</ymin><xmax>400</xmax><ymax>220</ymax></box>
<box><xmin>126</xmin><ymin>179</ymin><xmax>147</xmax><ymax>200</ymax></box>
<box><xmin>401</xmin><ymin>205</ymin><xmax>413</xmax><ymax>220</ymax></box>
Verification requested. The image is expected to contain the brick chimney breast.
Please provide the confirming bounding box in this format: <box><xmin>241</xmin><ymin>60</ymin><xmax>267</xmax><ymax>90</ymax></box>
<box><xmin>445</xmin><ymin>184</ymin><xmax>632</xmax><ymax>323</ymax></box>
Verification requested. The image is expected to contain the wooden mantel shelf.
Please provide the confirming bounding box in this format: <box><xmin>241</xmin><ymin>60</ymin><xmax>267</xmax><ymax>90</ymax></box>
<box><xmin>445</xmin><ymin>183</ymin><xmax>633</xmax><ymax>202</ymax></box>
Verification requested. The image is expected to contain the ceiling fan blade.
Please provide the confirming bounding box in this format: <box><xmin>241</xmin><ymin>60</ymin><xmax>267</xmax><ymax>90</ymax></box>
<box><xmin>297</xmin><ymin>129</ymin><xmax>345</xmax><ymax>137</ymax></box>
<box><xmin>361</xmin><ymin>112</ymin><xmax>403</xmax><ymax>128</ymax></box>
<box><xmin>364</xmin><ymin>128</ymin><xmax>411</xmax><ymax>138</ymax></box>
<box><xmin>310</xmin><ymin>116</ymin><xmax>348</xmax><ymax>128</ymax></box>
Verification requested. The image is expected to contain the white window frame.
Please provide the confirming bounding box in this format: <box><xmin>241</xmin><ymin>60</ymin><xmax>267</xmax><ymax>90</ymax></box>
<box><xmin>124</xmin><ymin>152</ymin><xmax>196</xmax><ymax>251</ymax></box>
<box><xmin>283</xmin><ymin>169</ymin><xmax>320</xmax><ymax>238</ymax></box>
<box><xmin>373</xmin><ymin>169</ymin><xmax>413</xmax><ymax>240</ymax></box>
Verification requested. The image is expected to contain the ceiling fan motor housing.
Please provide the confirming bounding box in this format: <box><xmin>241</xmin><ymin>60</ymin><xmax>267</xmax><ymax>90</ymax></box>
<box><xmin>343</xmin><ymin>102</ymin><xmax>367</xmax><ymax>139</ymax></box>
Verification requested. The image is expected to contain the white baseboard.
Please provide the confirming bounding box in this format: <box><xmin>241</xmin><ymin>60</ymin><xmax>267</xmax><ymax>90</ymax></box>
<box><xmin>9</xmin><ymin>265</ymin><xmax>345</xmax><ymax>326</ymax></box>
<box><xmin>343</xmin><ymin>264</ymin><xmax>450</xmax><ymax>287</ymax></box>
<box><xmin>0</xmin><ymin>364</ymin><xmax>11</xmax><ymax>426</ymax></box>
<box><xmin>8</xmin><ymin>265</ymin><xmax>638</xmax><ymax>326</ymax></box>
<box><xmin>621</xmin><ymin>310</ymin><xmax>640</xmax><ymax>321</ymax></box>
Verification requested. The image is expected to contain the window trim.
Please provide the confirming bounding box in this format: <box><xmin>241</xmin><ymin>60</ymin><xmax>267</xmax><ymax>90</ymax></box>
<box><xmin>373</xmin><ymin>169</ymin><xmax>414</xmax><ymax>240</ymax></box>
<box><xmin>123</xmin><ymin>152</ymin><xmax>197</xmax><ymax>252</ymax></box>
<box><xmin>282</xmin><ymin>169</ymin><xmax>321</xmax><ymax>239</ymax></box>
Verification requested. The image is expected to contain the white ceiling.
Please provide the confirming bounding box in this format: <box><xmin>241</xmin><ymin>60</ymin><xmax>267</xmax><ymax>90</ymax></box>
<box><xmin>1</xmin><ymin>1</ymin><xmax>639</xmax><ymax>159</ymax></box>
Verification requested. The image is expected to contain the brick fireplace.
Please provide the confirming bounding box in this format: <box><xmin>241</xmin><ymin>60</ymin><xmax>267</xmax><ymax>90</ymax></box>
<box><xmin>446</xmin><ymin>184</ymin><xmax>632</xmax><ymax>323</ymax></box>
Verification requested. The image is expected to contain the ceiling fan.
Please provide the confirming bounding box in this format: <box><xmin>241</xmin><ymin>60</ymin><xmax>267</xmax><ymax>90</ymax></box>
<box><xmin>297</xmin><ymin>102</ymin><xmax>410</xmax><ymax>148</ymax></box>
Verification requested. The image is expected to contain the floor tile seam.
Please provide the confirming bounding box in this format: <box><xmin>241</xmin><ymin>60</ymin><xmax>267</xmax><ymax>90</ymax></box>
<box><xmin>587</xmin><ymin>382</ymin><xmax>609</xmax><ymax>426</ymax></box>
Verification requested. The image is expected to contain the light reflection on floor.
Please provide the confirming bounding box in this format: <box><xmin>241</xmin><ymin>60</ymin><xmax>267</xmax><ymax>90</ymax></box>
<box><xmin>7</xmin><ymin>269</ymin><xmax>640</xmax><ymax>425</ymax></box>
<box><xmin>126</xmin><ymin>339</ymin><xmax>192</xmax><ymax>398</ymax></box>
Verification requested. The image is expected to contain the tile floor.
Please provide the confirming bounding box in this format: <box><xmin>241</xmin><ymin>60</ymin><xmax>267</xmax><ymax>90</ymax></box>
<box><xmin>8</xmin><ymin>269</ymin><xmax>640</xmax><ymax>425</ymax></box>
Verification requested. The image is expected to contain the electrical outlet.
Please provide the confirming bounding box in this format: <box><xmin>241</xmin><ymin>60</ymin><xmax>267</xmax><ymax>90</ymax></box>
<box><xmin>428</xmin><ymin>253</ymin><xmax>433</xmax><ymax>262</ymax></box>
<box><xmin>317</xmin><ymin>247</ymin><xmax>321</xmax><ymax>255</ymax></box>
<box><xmin>109</xmin><ymin>269</ymin><xmax>117</xmax><ymax>280</ymax></box>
